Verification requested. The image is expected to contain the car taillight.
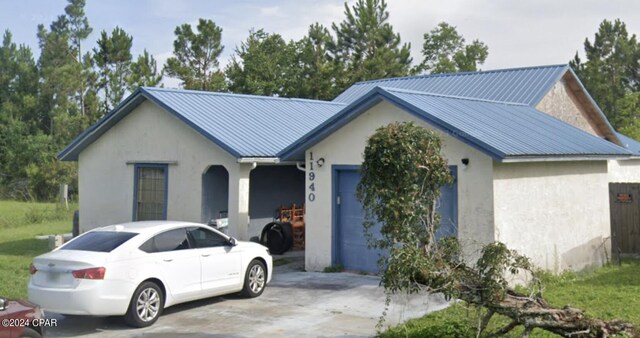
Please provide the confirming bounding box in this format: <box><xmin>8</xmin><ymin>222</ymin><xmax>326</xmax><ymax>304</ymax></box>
<box><xmin>29</xmin><ymin>263</ymin><xmax>37</xmax><ymax>275</ymax></box>
<box><xmin>72</xmin><ymin>267</ymin><xmax>106</xmax><ymax>280</ymax></box>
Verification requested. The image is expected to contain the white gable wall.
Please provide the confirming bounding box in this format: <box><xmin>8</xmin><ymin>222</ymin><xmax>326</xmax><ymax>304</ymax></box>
<box><xmin>535</xmin><ymin>79</ymin><xmax>600</xmax><ymax>136</ymax></box>
<box><xmin>493</xmin><ymin>161</ymin><xmax>610</xmax><ymax>272</ymax></box>
<box><xmin>78</xmin><ymin>100</ymin><xmax>238</xmax><ymax>231</ymax></box>
<box><xmin>303</xmin><ymin>101</ymin><xmax>495</xmax><ymax>271</ymax></box>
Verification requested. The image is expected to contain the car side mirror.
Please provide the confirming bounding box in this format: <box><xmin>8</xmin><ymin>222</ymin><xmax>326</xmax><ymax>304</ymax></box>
<box><xmin>228</xmin><ymin>237</ymin><xmax>238</xmax><ymax>247</ymax></box>
<box><xmin>0</xmin><ymin>298</ymin><xmax>6</xmax><ymax>311</ymax></box>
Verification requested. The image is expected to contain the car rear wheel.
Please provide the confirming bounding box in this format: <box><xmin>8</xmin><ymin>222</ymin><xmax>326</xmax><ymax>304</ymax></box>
<box><xmin>124</xmin><ymin>281</ymin><xmax>164</xmax><ymax>327</ymax></box>
<box><xmin>241</xmin><ymin>259</ymin><xmax>267</xmax><ymax>298</ymax></box>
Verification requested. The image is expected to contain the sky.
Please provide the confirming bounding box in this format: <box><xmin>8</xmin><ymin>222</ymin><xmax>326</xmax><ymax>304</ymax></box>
<box><xmin>1</xmin><ymin>0</ymin><xmax>640</xmax><ymax>88</ymax></box>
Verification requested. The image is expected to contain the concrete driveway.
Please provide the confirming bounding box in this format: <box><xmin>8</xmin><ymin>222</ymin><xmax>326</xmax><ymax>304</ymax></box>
<box><xmin>45</xmin><ymin>254</ymin><xmax>449</xmax><ymax>337</ymax></box>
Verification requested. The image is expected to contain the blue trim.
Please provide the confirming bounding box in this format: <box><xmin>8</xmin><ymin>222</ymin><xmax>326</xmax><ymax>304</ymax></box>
<box><xmin>58</xmin><ymin>88</ymin><xmax>147</xmax><ymax>161</ymax></box>
<box><xmin>57</xmin><ymin>86</ymin><xmax>245</xmax><ymax>161</ymax></box>
<box><xmin>331</xmin><ymin>165</ymin><xmax>361</xmax><ymax>266</ymax></box>
<box><xmin>279</xmin><ymin>87</ymin><xmax>507</xmax><ymax>161</ymax></box>
<box><xmin>132</xmin><ymin>163</ymin><xmax>169</xmax><ymax>221</ymax></box>
<box><xmin>449</xmin><ymin>166</ymin><xmax>458</xmax><ymax>236</ymax></box>
<box><xmin>278</xmin><ymin>93</ymin><xmax>384</xmax><ymax>160</ymax></box>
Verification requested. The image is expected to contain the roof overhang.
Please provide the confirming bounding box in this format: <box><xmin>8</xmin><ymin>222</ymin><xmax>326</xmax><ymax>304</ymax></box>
<box><xmin>560</xmin><ymin>68</ymin><xmax>622</xmax><ymax>146</ymax></box>
<box><xmin>501</xmin><ymin>155</ymin><xmax>631</xmax><ymax>163</ymax></box>
<box><xmin>57</xmin><ymin>89</ymin><xmax>147</xmax><ymax>161</ymax></box>
<box><xmin>237</xmin><ymin>157</ymin><xmax>280</xmax><ymax>164</ymax></box>
<box><xmin>57</xmin><ymin>87</ymin><xmax>248</xmax><ymax>161</ymax></box>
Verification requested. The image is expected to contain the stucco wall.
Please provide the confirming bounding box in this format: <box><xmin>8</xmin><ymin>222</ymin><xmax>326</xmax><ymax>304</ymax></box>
<box><xmin>608</xmin><ymin>159</ymin><xmax>640</xmax><ymax>183</ymax></box>
<box><xmin>304</xmin><ymin>101</ymin><xmax>495</xmax><ymax>271</ymax></box>
<box><xmin>78</xmin><ymin>100</ymin><xmax>238</xmax><ymax>231</ymax></box>
<box><xmin>535</xmin><ymin>80</ymin><xmax>600</xmax><ymax>136</ymax></box>
<box><xmin>493</xmin><ymin>161</ymin><xmax>610</xmax><ymax>272</ymax></box>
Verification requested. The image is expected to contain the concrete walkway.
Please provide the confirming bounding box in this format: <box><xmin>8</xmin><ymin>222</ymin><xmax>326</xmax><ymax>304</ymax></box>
<box><xmin>45</xmin><ymin>253</ymin><xmax>449</xmax><ymax>337</ymax></box>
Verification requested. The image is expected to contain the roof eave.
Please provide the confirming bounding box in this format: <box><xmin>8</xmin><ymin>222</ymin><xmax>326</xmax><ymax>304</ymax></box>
<box><xmin>278</xmin><ymin>91</ymin><xmax>388</xmax><ymax>161</ymax></box>
<box><xmin>562</xmin><ymin>68</ymin><xmax>622</xmax><ymax>146</ymax></box>
<box><xmin>57</xmin><ymin>88</ymin><xmax>147</xmax><ymax>161</ymax></box>
<box><xmin>57</xmin><ymin>87</ymin><xmax>261</xmax><ymax>162</ymax></box>
<box><xmin>237</xmin><ymin>157</ymin><xmax>280</xmax><ymax>164</ymax></box>
<box><xmin>500</xmin><ymin>154</ymin><xmax>631</xmax><ymax>163</ymax></box>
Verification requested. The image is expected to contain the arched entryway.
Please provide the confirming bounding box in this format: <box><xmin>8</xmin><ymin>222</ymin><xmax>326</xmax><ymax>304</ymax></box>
<box><xmin>202</xmin><ymin>165</ymin><xmax>229</xmax><ymax>224</ymax></box>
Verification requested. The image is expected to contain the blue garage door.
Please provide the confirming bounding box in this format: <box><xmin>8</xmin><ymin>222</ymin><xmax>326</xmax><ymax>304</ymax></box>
<box><xmin>334</xmin><ymin>167</ymin><xmax>457</xmax><ymax>273</ymax></box>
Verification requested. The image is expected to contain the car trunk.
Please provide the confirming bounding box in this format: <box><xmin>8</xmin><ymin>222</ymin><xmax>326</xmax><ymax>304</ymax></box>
<box><xmin>32</xmin><ymin>250</ymin><xmax>109</xmax><ymax>289</ymax></box>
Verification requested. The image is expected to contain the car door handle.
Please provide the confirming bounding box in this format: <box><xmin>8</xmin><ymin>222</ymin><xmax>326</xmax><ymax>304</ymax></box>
<box><xmin>201</xmin><ymin>254</ymin><xmax>211</xmax><ymax>257</ymax></box>
<box><xmin>163</xmin><ymin>258</ymin><xmax>173</xmax><ymax>262</ymax></box>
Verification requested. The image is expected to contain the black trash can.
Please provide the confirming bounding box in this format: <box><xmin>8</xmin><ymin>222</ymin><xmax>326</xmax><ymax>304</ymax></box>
<box><xmin>260</xmin><ymin>222</ymin><xmax>293</xmax><ymax>255</ymax></box>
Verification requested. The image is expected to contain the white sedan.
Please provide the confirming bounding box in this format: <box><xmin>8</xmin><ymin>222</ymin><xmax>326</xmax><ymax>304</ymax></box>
<box><xmin>28</xmin><ymin>221</ymin><xmax>272</xmax><ymax>327</ymax></box>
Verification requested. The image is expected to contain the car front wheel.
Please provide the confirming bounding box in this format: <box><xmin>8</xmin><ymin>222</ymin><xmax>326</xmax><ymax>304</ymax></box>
<box><xmin>241</xmin><ymin>259</ymin><xmax>267</xmax><ymax>298</ymax></box>
<box><xmin>124</xmin><ymin>281</ymin><xmax>164</xmax><ymax>328</ymax></box>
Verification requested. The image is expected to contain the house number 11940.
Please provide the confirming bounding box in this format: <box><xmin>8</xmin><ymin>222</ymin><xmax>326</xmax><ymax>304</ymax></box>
<box><xmin>308</xmin><ymin>152</ymin><xmax>316</xmax><ymax>202</ymax></box>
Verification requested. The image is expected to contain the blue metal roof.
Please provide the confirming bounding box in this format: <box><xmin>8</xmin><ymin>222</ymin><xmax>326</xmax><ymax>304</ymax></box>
<box><xmin>58</xmin><ymin>87</ymin><xmax>345</xmax><ymax>160</ymax></box>
<box><xmin>334</xmin><ymin>64</ymin><xmax>569</xmax><ymax>106</ymax></box>
<box><xmin>280</xmin><ymin>86</ymin><xmax>631</xmax><ymax>161</ymax></box>
<box><xmin>59</xmin><ymin>64</ymin><xmax>629</xmax><ymax>164</ymax></box>
<box><xmin>616</xmin><ymin>132</ymin><xmax>640</xmax><ymax>155</ymax></box>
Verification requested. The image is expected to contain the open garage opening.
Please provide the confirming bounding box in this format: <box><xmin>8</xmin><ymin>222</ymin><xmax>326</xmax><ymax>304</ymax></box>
<box><xmin>249</xmin><ymin>165</ymin><xmax>305</xmax><ymax>249</ymax></box>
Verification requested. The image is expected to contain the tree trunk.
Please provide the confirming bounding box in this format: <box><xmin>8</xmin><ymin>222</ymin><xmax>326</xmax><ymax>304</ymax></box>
<box><xmin>458</xmin><ymin>285</ymin><xmax>636</xmax><ymax>337</ymax></box>
<box><xmin>417</xmin><ymin>266</ymin><xmax>636</xmax><ymax>337</ymax></box>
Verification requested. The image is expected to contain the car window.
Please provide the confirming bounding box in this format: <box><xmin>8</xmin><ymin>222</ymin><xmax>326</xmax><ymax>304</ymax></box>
<box><xmin>140</xmin><ymin>228</ymin><xmax>190</xmax><ymax>253</ymax></box>
<box><xmin>61</xmin><ymin>231</ymin><xmax>138</xmax><ymax>252</ymax></box>
<box><xmin>187</xmin><ymin>227</ymin><xmax>229</xmax><ymax>248</ymax></box>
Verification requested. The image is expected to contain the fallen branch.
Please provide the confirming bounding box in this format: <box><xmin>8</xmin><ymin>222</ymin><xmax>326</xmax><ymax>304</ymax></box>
<box><xmin>421</xmin><ymin>265</ymin><xmax>637</xmax><ymax>338</ymax></box>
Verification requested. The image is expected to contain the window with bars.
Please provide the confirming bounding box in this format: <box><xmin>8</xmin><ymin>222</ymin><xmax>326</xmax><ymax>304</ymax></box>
<box><xmin>134</xmin><ymin>164</ymin><xmax>167</xmax><ymax>221</ymax></box>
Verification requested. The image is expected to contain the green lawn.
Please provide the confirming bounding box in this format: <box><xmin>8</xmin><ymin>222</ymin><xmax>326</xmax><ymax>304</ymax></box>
<box><xmin>0</xmin><ymin>200</ymin><xmax>75</xmax><ymax>299</ymax></box>
<box><xmin>382</xmin><ymin>261</ymin><xmax>640</xmax><ymax>337</ymax></box>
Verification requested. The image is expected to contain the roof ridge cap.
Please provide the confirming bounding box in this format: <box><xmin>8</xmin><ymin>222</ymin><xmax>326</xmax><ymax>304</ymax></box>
<box><xmin>378</xmin><ymin>86</ymin><xmax>528</xmax><ymax>106</ymax></box>
<box><xmin>141</xmin><ymin>87</ymin><xmax>346</xmax><ymax>106</ymax></box>
<box><xmin>353</xmin><ymin>64</ymin><xmax>570</xmax><ymax>86</ymax></box>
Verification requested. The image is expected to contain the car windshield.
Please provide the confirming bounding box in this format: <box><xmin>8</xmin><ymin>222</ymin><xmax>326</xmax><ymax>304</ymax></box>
<box><xmin>61</xmin><ymin>231</ymin><xmax>138</xmax><ymax>252</ymax></box>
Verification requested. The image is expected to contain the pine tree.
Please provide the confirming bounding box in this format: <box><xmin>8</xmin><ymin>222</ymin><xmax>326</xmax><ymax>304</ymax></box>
<box><xmin>37</xmin><ymin>21</ymin><xmax>81</xmax><ymax>136</ymax></box>
<box><xmin>165</xmin><ymin>19</ymin><xmax>225</xmax><ymax>91</ymax></box>
<box><xmin>226</xmin><ymin>29</ymin><xmax>298</xmax><ymax>97</ymax></box>
<box><xmin>293</xmin><ymin>24</ymin><xmax>338</xmax><ymax>100</ymax></box>
<box><xmin>415</xmin><ymin>22</ymin><xmax>488</xmax><ymax>74</ymax></box>
<box><xmin>330</xmin><ymin>0</ymin><xmax>411</xmax><ymax>89</ymax></box>
<box><xmin>127</xmin><ymin>49</ymin><xmax>163</xmax><ymax>91</ymax></box>
<box><xmin>94</xmin><ymin>27</ymin><xmax>133</xmax><ymax>112</ymax></box>
<box><xmin>64</xmin><ymin>0</ymin><xmax>93</xmax><ymax>117</ymax></box>
<box><xmin>570</xmin><ymin>19</ymin><xmax>640</xmax><ymax>129</ymax></box>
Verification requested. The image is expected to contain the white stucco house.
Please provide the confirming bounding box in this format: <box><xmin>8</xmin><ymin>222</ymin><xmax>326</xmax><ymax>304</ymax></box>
<box><xmin>58</xmin><ymin>64</ymin><xmax>640</xmax><ymax>273</ymax></box>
